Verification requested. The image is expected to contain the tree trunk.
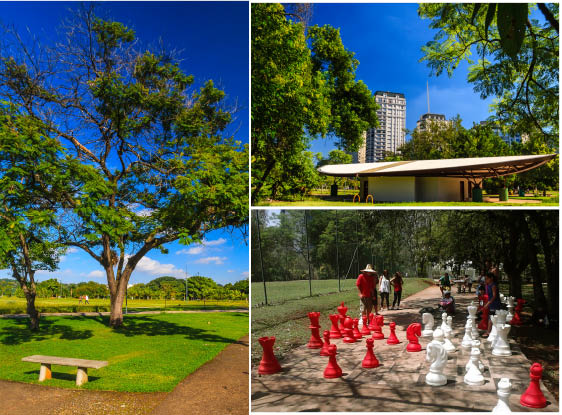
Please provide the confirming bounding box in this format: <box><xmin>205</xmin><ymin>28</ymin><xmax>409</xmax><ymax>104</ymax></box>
<box><xmin>25</xmin><ymin>290</ymin><xmax>40</xmax><ymax>330</ymax></box>
<box><xmin>504</xmin><ymin>224</ymin><xmax>523</xmax><ymax>298</ymax></box>
<box><xmin>109</xmin><ymin>288</ymin><xmax>125</xmax><ymax>328</ymax></box>
<box><xmin>521</xmin><ymin>216</ymin><xmax>548</xmax><ymax>311</ymax></box>
<box><xmin>532</xmin><ymin>212</ymin><xmax>558</xmax><ymax>316</ymax></box>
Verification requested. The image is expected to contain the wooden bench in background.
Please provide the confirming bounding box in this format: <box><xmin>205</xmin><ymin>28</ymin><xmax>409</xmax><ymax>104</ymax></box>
<box><xmin>22</xmin><ymin>355</ymin><xmax>108</xmax><ymax>386</ymax></box>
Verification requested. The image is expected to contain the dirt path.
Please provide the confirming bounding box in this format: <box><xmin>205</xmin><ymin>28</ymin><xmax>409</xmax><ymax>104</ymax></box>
<box><xmin>0</xmin><ymin>335</ymin><xmax>249</xmax><ymax>415</ymax></box>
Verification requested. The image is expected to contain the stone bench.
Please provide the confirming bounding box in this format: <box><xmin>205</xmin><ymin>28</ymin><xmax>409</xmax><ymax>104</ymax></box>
<box><xmin>22</xmin><ymin>355</ymin><xmax>108</xmax><ymax>386</ymax></box>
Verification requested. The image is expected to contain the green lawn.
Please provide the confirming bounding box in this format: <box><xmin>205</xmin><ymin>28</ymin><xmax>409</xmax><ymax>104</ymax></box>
<box><xmin>0</xmin><ymin>312</ymin><xmax>248</xmax><ymax>392</ymax></box>
<box><xmin>0</xmin><ymin>297</ymin><xmax>248</xmax><ymax>314</ymax></box>
<box><xmin>251</xmin><ymin>278</ymin><xmax>433</xmax><ymax>364</ymax></box>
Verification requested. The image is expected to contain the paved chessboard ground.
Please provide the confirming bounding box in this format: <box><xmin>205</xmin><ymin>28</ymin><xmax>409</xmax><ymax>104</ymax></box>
<box><xmin>251</xmin><ymin>286</ymin><xmax>559</xmax><ymax>412</ymax></box>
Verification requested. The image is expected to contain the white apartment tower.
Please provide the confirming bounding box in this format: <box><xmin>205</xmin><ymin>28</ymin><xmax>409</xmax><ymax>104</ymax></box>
<box><xmin>353</xmin><ymin>91</ymin><xmax>406</xmax><ymax>162</ymax></box>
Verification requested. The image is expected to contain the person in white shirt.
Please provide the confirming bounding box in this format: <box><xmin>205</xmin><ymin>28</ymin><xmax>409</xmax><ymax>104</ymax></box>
<box><xmin>85</xmin><ymin>295</ymin><xmax>89</xmax><ymax>304</ymax></box>
<box><xmin>379</xmin><ymin>270</ymin><xmax>390</xmax><ymax>311</ymax></box>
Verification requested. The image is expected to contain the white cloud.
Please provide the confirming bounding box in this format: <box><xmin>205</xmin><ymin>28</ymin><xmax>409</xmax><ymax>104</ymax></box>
<box><xmin>134</xmin><ymin>256</ymin><xmax>185</xmax><ymax>278</ymax></box>
<box><xmin>227</xmin><ymin>269</ymin><xmax>235</xmax><ymax>273</ymax></box>
<box><xmin>67</xmin><ymin>247</ymin><xmax>79</xmax><ymax>254</ymax></box>
<box><xmin>87</xmin><ymin>270</ymin><xmax>105</xmax><ymax>279</ymax></box>
<box><xmin>194</xmin><ymin>256</ymin><xmax>228</xmax><ymax>265</ymax></box>
<box><xmin>240</xmin><ymin>271</ymin><xmax>249</xmax><ymax>279</ymax></box>
<box><xmin>203</xmin><ymin>238</ymin><xmax>227</xmax><ymax>247</ymax></box>
<box><xmin>176</xmin><ymin>238</ymin><xmax>228</xmax><ymax>256</ymax></box>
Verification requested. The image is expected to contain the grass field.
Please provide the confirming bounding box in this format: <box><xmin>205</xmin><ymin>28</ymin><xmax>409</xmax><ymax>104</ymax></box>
<box><xmin>0</xmin><ymin>312</ymin><xmax>248</xmax><ymax>392</ymax></box>
<box><xmin>0</xmin><ymin>297</ymin><xmax>248</xmax><ymax>314</ymax></box>
<box><xmin>251</xmin><ymin>278</ymin><xmax>433</xmax><ymax>364</ymax></box>
<box><xmin>251</xmin><ymin>279</ymin><xmax>357</xmax><ymax>306</ymax></box>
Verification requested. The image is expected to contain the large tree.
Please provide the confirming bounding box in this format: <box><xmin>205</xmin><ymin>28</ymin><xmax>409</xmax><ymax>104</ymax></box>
<box><xmin>251</xmin><ymin>3</ymin><xmax>379</xmax><ymax>203</ymax></box>
<box><xmin>0</xmin><ymin>8</ymin><xmax>248</xmax><ymax>327</ymax></box>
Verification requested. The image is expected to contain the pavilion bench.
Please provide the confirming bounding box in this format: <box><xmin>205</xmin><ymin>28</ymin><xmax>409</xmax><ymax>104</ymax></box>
<box><xmin>22</xmin><ymin>355</ymin><xmax>108</xmax><ymax>386</ymax></box>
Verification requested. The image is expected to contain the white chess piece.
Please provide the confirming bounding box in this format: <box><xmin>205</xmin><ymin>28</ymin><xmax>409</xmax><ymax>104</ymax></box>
<box><xmin>432</xmin><ymin>327</ymin><xmax>445</xmax><ymax>346</ymax></box>
<box><xmin>443</xmin><ymin>325</ymin><xmax>456</xmax><ymax>352</ymax></box>
<box><xmin>465</xmin><ymin>339</ymin><xmax>485</xmax><ymax>372</ymax></box>
<box><xmin>461</xmin><ymin>321</ymin><xmax>473</xmax><ymax>348</ymax></box>
<box><xmin>492</xmin><ymin>311</ymin><xmax>508</xmax><ymax>348</ymax></box>
<box><xmin>358</xmin><ymin>299</ymin><xmax>364</xmax><ymax>329</ymax></box>
<box><xmin>425</xmin><ymin>329</ymin><xmax>448</xmax><ymax>386</ymax></box>
<box><xmin>467</xmin><ymin>303</ymin><xmax>479</xmax><ymax>339</ymax></box>
<box><xmin>464</xmin><ymin>345</ymin><xmax>485</xmax><ymax>385</ymax></box>
<box><xmin>492</xmin><ymin>323</ymin><xmax>512</xmax><ymax>356</ymax></box>
<box><xmin>422</xmin><ymin>312</ymin><xmax>434</xmax><ymax>337</ymax></box>
<box><xmin>492</xmin><ymin>378</ymin><xmax>512</xmax><ymax>413</ymax></box>
<box><xmin>487</xmin><ymin>315</ymin><xmax>498</xmax><ymax>346</ymax></box>
<box><xmin>446</xmin><ymin>316</ymin><xmax>453</xmax><ymax>332</ymax></box>
<box><xmin>440</xmin><ymin>312</ymin><xmax>448</xmax><ymax>332</ymax></box>
<box><xmin>506</xmin><ymin>297</ymin><xmax>515</xmax><ymax>321</ymax></box>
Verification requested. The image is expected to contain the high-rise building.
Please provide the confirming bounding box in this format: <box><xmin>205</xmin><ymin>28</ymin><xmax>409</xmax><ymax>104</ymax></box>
<box><xmin>416</xmin><ymin>113</ymin><xmax>453</xmax><ymax>132</ymax></box>
<box><xmin>479</xmin><ymin>121</ymin><xmax>528</xmax><ymax>145</ymax></box>
<box><xmin>352</xmin><ymin>91</ymin><xmax>406</xmax><ymax>162</ymax></box>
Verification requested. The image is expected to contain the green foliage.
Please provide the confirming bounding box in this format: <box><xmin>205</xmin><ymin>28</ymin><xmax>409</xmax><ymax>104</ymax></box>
<box><xmin>419</xmin><ymin>3</ymin><xmax>559</xmax><ymax>142</ymax></box>
<box><xmin>251</xmin><ymin>3</ymin><xmax>378</xmax><ymax>202</ymax></box>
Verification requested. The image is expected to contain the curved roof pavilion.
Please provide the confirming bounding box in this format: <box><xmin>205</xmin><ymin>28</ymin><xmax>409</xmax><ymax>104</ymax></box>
<box><xmin>318</xmin><ymin>154</ymin><xmax>557</xmax><ymax>180</ymax></box>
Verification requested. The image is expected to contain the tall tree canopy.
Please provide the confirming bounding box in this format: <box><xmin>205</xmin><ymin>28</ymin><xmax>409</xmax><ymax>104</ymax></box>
<box><xmin>0</xmin><ymin>8</ymin><xmax>248</xmax><ymax>327</ymax></box>
<box><xmin>419</xmin><ymin>3</ymin><xmax>559</xmax><ymax>144</ymax></box>
<box><xmin>251</xmin><ymin>3</ymin><xmax>379</xmax><ymax>203</ymax></box>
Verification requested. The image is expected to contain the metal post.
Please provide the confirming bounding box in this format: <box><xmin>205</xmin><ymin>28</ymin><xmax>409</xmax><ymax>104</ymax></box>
<box><xmin>355</xmin><ymin>211</ymin><xmax>360</xmax><ymax>277</ymax></box>
<box><xmin>335</xmin><ymin>210</ymin><xmax>340</xmax><ymax>292</ymax></box>
<box><xmin>304</xmin><ymin>210</ymin><xmax>312</xmax><ymax>297</ymax></box>
<box><xmin>256</xmin><ymin>211</ymin><xmax>268</xmax><ymax>305</ymax></box>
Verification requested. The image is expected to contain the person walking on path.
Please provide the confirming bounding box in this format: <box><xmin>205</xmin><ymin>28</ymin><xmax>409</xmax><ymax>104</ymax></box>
<box><xmin>379</xmin><ymin>270</ymin><xmax>390</xmax><ymax>311</ymax></box>
<box><xmin>84</xmin><ymin>294</ymin><xmax>89</xmax><ymax>304</ymax></box>
<box><xmin>390</xmin><ymin>272</ymin><xmax>404</xmax><ymax>310</ymax></box>
<box><xmin>482</xmin><ymin>272</ymin><xmax>501</xmax><ymax>337</ymax></box>
<box><xmin>356</xmin><ymin>264</ymin><xmax>378</xmax><ymax>321</ymax></box>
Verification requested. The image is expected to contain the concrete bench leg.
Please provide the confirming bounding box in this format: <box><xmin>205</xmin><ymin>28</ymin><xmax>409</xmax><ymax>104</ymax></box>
<box><xmin>76</xmin><ymin>367</ymin><xmax>88</xmax><ymax>386</ymax></box>
<box><xmin>39</xmin><ymin>363</ymin><xmax>52</xmax><ymax>381</ymax></box>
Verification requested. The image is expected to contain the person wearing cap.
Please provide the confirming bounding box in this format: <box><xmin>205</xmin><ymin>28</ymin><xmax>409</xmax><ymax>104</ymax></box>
<box><xmin>439</xmin><ymin>290</ymin><xmax>455</xmax><ymax>315</ymax></box>
<box><xmin>356</xmin><ymin>264</ymin><xmax>378</xmax><ymax>321</ymax></box>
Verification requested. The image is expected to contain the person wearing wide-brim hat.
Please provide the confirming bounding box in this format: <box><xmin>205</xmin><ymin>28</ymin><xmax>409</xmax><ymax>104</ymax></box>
<box><xmin>357</xmin><ymin>264</ymin><xmax>379</xmax><ymax>321</ymax></box>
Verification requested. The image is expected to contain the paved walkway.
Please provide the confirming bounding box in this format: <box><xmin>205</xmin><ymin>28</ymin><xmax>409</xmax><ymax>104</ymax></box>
<box><xmin>251</xmin><ymin>286</ymin><xmax>558</xmax><ymax>412</ymax></box>
<box><xmin>0</xmin><ymin>309</ymin><xmax>248</xmax><ymax>319</ymax></box>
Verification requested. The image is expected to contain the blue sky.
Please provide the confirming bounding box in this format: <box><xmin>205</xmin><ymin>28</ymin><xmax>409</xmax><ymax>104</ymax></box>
<box><xmin>0</xmin><ymin>2</ymin><xmax>249</xmax><ymax>285</ymax></box>
<box><xmin>308</xmin><ymin>3</ymin><xmax>496</xmax><ymax>156</ymax></box>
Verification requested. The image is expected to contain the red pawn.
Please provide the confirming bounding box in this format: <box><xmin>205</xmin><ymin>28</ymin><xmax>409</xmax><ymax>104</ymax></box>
<box><xmin>352</xmin><ymin>318</ymin><xmax>363</xmax><ymax>340</ymax></box>
<box><xmin>478</xmin><ymin>295</ymin><xmax>489</xmax><ymax>330</ymax></box>
<box><xmin>360</xmin><ymin>315</ymin><xmax>371</xmax><ymax>336</ymax></box>
<box><xmin>320</xmin><ymin>330</ymin><xmax>331</xmax><ymax>356</ymax></box>
<box><xmin>371</xmin><ymin>315</ymin><xmax>385</xmax><ymax>340</ymax></box>
<box><xmin>387</xmin><ymin>322</ymin><xmax>400</xmax><ymax>345</ymax></box>
<box><xmin>520</xmin><ymin>363</ymin><xmax>547</xmax><ymax>408</ymax></box>
<box><xmin>342</xmin><ymin>316</ymin><xmax>356</xmax><ymax>343</ymax></box>
<box><xmin>307</xmin><ymin>312</ymin><xmax>323</xmax><ymax>349</ymax></box>
<box><xmin>510</xmin><ymin>298</ymin><xmax>525</xmax><ymax>326</ymax></box>
<box><xmin>329</xmin><ymin>314</ymin><xmax>342</xmax><ymax>339</ymax></box>
<box><xmin>362</xmin><ymin>338</ymin><xmax>380</xmax><ymax>368</ymax></box>
<box><xmin>258</xmin><ymin>336</ymin><xmax>282</xmax><ymax>375</ymax></box>
<box><xmin>367</xmin><ymin>312</ymin><xmax>376</xmax><ymax>330</ymax></box>
<box><xmin>323</xmin><ymin>344</ymin><xmax>343</xmax><ymax>379</ymax></box>
<box><xmin>377</xmin><ymin>314</ymin><xmax>385</xmax><ymax>327</ymax></box>
<box><xmin>406</xmin><ymin>323</ymin><xmax>422</xmax><ymax>352</ymax></box>
<box><xmin>337</xmin><ymin>302</ymin><xmax>348</xmax><ymax>332</ymax></box>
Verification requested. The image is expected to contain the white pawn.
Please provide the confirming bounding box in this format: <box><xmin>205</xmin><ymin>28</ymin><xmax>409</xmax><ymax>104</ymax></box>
<box><xmin>464</xmin><ymin>345</ymin><xmax>485</xmax><ymax>385</ymax></box>
<box><xmin>443</xmin><ymin>325</ymin><xmax>456</xmax><ymax>352</ymax></box>
<box><xmin>492</xmin><ymin>323</ymin><xmax>512</xmax><ymax>356</ymax></box>
<box><xmin>440</xmin><ymin>312</ymin><xmax>448</xmax><ymax>332</ymax></box>
<box><xmin>487</xmin><ymin>315</ymin><xmax>498</xmax><ymax>346</ymax></box>
<box><xmin>467</xmin><ymin>304</ymin><xmax>479</xmax><ymax>339</ymax></box>
<box><xmin>422</xmin><ymin>312</ymin><xmax>434</xmax><ymax>337</ymax></box>
<box><xmin>446</xmin><ymin>315</ymin><xmax>453</xmax><ymax>332</ymax></box>
<box><xmin>492</xmin><ymin>378</ymin><xmax>512</xmax><ymax>414</ymax></box>
<box><xmin>465</xmin><ymin>340</ymin><xmax>485</xmax><ymax>372</ymax></box>
<box><xmin>461</xmin><ymin>321</ymin><xmax>473</xmax><ymax>348</ymax></box>
<box><xmin>425</xmin><ymin>329</ymin><xmax>448</xmax><ymax>386</ymax></box>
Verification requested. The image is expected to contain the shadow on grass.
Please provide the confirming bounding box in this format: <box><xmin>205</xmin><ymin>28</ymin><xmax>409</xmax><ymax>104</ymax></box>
<box><xmin>24</xmin><ymin>370</ymin><xmax>100</xmax><ymax>384</ymax></box>
<box><xmin>0</xmin><ymin>318</ymin><xmax>93</xmax><ymax>346</ymax></box>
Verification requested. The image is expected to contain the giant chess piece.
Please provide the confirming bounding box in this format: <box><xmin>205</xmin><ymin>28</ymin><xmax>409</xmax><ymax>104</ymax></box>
<box><xmin>329</xmin><ymin>314</ymin><xmax>342</xmax><ymax>339</ymax></box>
<box><xmin>320</xmin><ymin>330</ymin><xmax>331</xmax><ymax>356</ymax></box>
<box><xmin>464</xmin><ymin>345</ymin><xmax>485</xmax><ymax>385</ymax></box>
<box><xmin>307</xmin><ymin>312</ymin><xmax>323</xmax><ymax>348</ymax></box>
<box><xmin>258</xmin><ymin>336</ymin><xmax>282</xmax><ymax>375</ymax></box>
<box><xmin>440</xmin><ymin>312</ymin><xmax>448</xmax><ymax>332</ymax></box>
<box><xmin>371</xmin><ymin>315</ymin><xmax>385</xmax><ymax>340</ymax></box>
<box><xmin>492</xmin><ymin>323</ymin><xmax>512</xmax><ymax>356</ymax></box>
<box><xmin>509</xmin><ymin>299</ymin><xmax>525</xmax><ymax>326</ymax></box>
<box><xmin>443</xmin><ymin>324</ymin><xmax>456</xmax><ymax>352</ymax></box>
<box><xmin>487</xmin><ymin>315</ymin><xmax>498</xmax><ymax>346</ymax></box>
<box><xmin>406</xmin><ymin>323</ymin><xmax>422</xmax><ymax>352</ymax></box>
<box><xmin>361</xmin><ymin>315</ymin><xmax>371</xmax><ymax>336</ymax></box>
<box><xmin>368</xmin><ymin>312</ymin><xmax>376</xmax><ymax>331</ymax></box>
<box><xmin>387</xmin><ymin>322</ymin><xmax>400</xmax><ymax>345</ymax></box>
<box><xmin>337</xmin><ymin>302</ymin><xmax>348</xmax><ymax>332</ymax></box>
<box><xmin>506</xmin><ymin>297</ymin><xmax>515</xmax><ymax>322</ymax></box>
<box><xmin>432</xmin><ymin>327</ymin><xmax>445</xmax><ymax>346</ymax></box>
<box><xmin>492</xmin><ymin>378</ymin><xmax>512</xmax><ymax>414</ymax></box>
<box><xmin>362</xmin><ymin>338</ymin><xmax>380</xmax><ymax>368</ymax></box>
<box><xmin>421</xmin><ymin>312</ymin><xmax>434</xmax><ymax>337</ymax></box>
<box><xmin>467</xmin><ymin>303</ymin><xmax>479</xmax><ymax>339</ymax></box>
<box><xmin>461</xmin><ymin>320</ymin><xmax>473</xmax><ymax>349</ymax></box>
<box><xmin>352</xmin><ymin>318</ymin><xmax>363</xmax><ymax>340</ymax></box>
<box><xmin>520</xmin><ymin>363</ymin><xmax>547</xmax><ymax>408</ymax></box>
<box><xmin>342</xmin><ymin>316</ymin><xmax>356</xmax><ymax>343</ymax></box>
<box><xmin>323</xmin><ymin>344</ymin><xmax>343</xmax><ymax>379</ymax></box>
<box><xmin>446</xmin><ymin>316</ymin><xmax>453</xmax><ymax>332</ymax></box>
<box><xmin>425</xmin><ymin>329</ymin><xmax>448</xmax><ymax>386</ymax></box>
<box><xmin>465</xmin><ymin>339</ymin><xmax>485</xmax><ymax>373</ymax></box>
<box><xmin>492</xmin><ymin>310</ymin><xmax>508</xmax><ymax>348</ymax></box>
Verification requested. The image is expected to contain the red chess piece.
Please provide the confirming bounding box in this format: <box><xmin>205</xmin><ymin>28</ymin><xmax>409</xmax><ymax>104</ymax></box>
<box><xmin>371</xmin><ymin>316</ymin><xmax>385</xmax><ymax>340</ymax></box>
<box><xmin>520</xmin><ymin>363</ymin><xmax>547</xmax><ymax>408</ymax></box>
<box><xmin>342</xmin><ymin>316</ymin><xmax>356</xmax><ymax>343</ymax></box>
<box><xmin>329</xmin><ymin>314</ymin><xmax>342</xmax><ymax>339</ymax></box>
<box><xmin>510</xmin><ymin>298</ymin><xmax>525</xmax><ymax>326</ymax></box>
<box><xmin>323</xmin><ymin>344</ymin><xmax>343</xmax><ymax>379</ymax></box>
<box><xmin>387</xmin><ymin>322</ymin><xmax>400</xmax><ymax>345</ymax></box>
<box><xmin>337</xmin><ymin>302</ymin><xmax>348</xmax><ymax>331</ymax></box>
<box><xmin>352</xmin><ymin>318</ymin><xmax>363</xmax><ymax>340</ymax></box>
<box><xmin>406</xmin><ymin>323</ymin><xmax>422</xmax><ymax>352</ymax></box>
<box><xmin>307</xmin><ymin>312</ymin><xmax>323</xmax><ymax>349</ymax></box>
<box><xmin>360</xmin><ymin>315</ymin><xmax>371</xmax><ymax>336</ymax></box>
<box><xmin>368</xmin><ymin>312</ymin><xmax>376</xmax><ymax>330</ymax></box>
<box><xmin>376</xmin><ymin>314</ymin><xmax>384</xmax><ymax>327</ymax></box>
<box><xmin>338</xmin><ymin>314</ymin><xmax>346</xmax><ymax>332</ymax></box>
<box><xmin>362</xmin><ymin>338</ymin><xmax>380</xmax><ymax>368</ymax></box>
<box><xmin>478</xmin><ymin>295</ymin><xmax>489</xmax><ymax>330</ymax></box>
<box><xmin>258</xmin><ymin>336</ymin><xmax>282</xmax><ymax>375</ymax></box>
<box><xmin>320</xmin><ymin>330</ymin><xmax>331</xmax><ymax>356</ymax></box>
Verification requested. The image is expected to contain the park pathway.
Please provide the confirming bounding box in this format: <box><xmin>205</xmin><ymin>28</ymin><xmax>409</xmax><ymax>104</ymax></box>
<box><xmin>0</xmin><ymin>335</ymin><xmax>249</xmax><ymax>415</ymax></box>
<box><xmin>251</xmin><ymin>285</ymin><xmax>559</xmax><ymax>412</ymax></box>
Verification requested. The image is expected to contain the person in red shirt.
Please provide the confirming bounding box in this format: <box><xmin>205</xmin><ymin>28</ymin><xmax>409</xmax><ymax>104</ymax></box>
<box><xmin>390</xmin><ymin>272</ymin><xmax>404</xmax><ymax>310</ymax></box>
<box><xmin>356</xmin><ymin>264</ymin><xmax>378</xmax><ymax>322</ymax></box>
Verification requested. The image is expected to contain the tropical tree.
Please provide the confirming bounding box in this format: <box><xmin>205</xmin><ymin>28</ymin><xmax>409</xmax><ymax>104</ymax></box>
<box><xmin>0</xmin><ymin>9</ymin><xmax>248</xmax><ymax>327</ymax></box>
